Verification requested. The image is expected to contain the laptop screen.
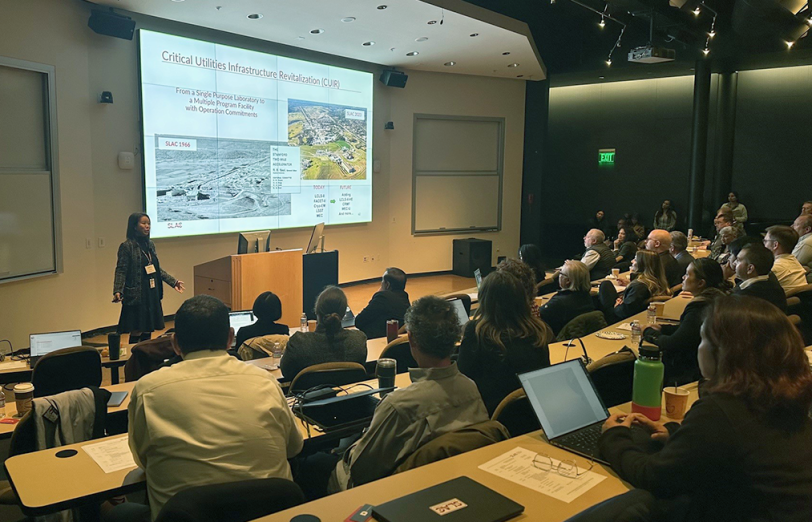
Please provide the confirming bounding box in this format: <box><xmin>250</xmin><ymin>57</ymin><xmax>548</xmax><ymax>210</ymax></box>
<box><xmin>29</xmin><ymin>330</ymin><xmax>82</xmax><ymax>357</ymax></box>
<box><xmin>342</xmin><ymin>306</ymin><xmax>355</xmax><ymax>328</ymax></box>
<box><xmin>229</xmin><ymin>311</ymin><xmax>255</xmax><ymax>335</ymax></box>
<box><xmin>518</xmin><ymin>359</ymin><xmax>609</xmax><ymax>440</ymax></box>
<box><xmin>474</xmin><ymin>268</ymin><xmax>482</xmax><ymax>290</ymax></box>
<box><xmin>449</xmin><ymin>299</ymin><xmax>469</xmax><ymax>331</ymax></box>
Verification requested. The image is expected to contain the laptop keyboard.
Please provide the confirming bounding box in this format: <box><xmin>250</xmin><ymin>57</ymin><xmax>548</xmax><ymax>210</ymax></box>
<box><xmin>556</xmin><ymin>424</ymin><xmax>602</xmax><ymax>457</ymax></box>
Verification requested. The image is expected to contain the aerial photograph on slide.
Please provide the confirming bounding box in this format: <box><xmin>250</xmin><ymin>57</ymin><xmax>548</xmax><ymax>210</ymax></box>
<box><xmin>288</xmin><ymin>99</ymin><xmax>367</xmax><ymax>180</ymax></box>
<box><xmin>153</xmin><ymin>136</ymin><xmax>292</xmax><ymax>222</ymax></box>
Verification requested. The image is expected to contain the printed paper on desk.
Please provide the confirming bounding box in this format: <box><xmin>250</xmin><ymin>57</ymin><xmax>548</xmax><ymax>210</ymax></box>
<box><xmin>82</xmin><ymin>436</ymin><xmax>137</xmax><ymax>473</ymax></box>
<box><xmin>615</xmin><ymin>323</ymin><xmax>633</xmax><ymax>331</ymax></box>
<box><xmin>478</xmin><ymin>447</ymin><xmax>605</xmax><ymax>503</ymax></box>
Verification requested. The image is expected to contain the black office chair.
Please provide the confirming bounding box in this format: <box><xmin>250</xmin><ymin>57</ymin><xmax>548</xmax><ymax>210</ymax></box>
<box><xmin>31</xmin><ymin>346</ymin><xmax>102</xmax><ymax>397</ymax></box>
<box><xmin>444</xmin><ymin>293</ymin><xmax>472</xmax><ymax>316</ymax></box>
<box><xmin>587</xmin><ymin>347</ymin><xmax>636</xmax><ymax>408</ymax></box>
<box><xmin>378</xmin><ymin>336</ymin><xmax>417</xmax><ymax>374</ymax></box>
<box><xmin>288</xmin><ymin>362</ymin><xmax>370</xmax><ymax>394</ymax></box>
<box><xmin>154</xmin><ymin>478</ymin><xmax>306</xmax><ymax>522</ymax></box>
<box><xmin>491</xmin><ymin>389</ymin><xmax>541</xmax><ymax>438</ymax></box>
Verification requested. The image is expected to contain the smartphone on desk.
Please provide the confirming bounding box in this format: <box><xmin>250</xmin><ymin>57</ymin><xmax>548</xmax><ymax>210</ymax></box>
<box><xmin>108</xmin><ymin>391</ymin><xmax>129</xmax><ymax>407</ymax></box>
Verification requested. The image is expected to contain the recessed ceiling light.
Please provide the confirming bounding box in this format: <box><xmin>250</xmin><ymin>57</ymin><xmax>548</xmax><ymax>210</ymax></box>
<box><xmin>416</xmin><ymin>37</ymin><xmax>428</xmax><ymax>42</ymax></box>
<box><xmin>502</xmin><ymin>52</ymin><xmax>511</xmax><ymax>55</ymax></box>
<box><xmin>377</xmin><ymin>5</ymin><xmax>388</xmax><ymax>9</ymax></box>
<box><xmin>406</xmin><ymin>51</ymin><xmax>419</xmax><ymax>57</ymax></box>
<box><xmin>507</xmin><ymin>63</ymin><xmax>519</xmax><ymax>67</ymax></box>
<box><xmin>247</xmin><ymin>13</ymin><xmax>262</xmax><ymax>20</ymax></box>
<box><xmin>390</xmin><ymin>47</ymin><xmax>396</xmax><ymax>52</ymax></box>
<box><xmin>362</xmin><ymin>41</ymin><xmax>375</xmax><ymax>46</ymax></box>
<box><xmin>470</xmin><ymin>33</ymin><xmax>479</xmax><ymax>37</ymax></box>
<box><xmin>341</xmin><ymin>17</ymin><xmax>356</xmax><ymax>23</ymax></box>
<box><xmin>427</xmin><ymin>20</ymin><xmax>438</xmax><ymax>25</ymax></box>
<box><xmin>310</xmin><ymin>29</ymin><xmax>324</xmax><ymax>34</ymax></box>
<box><xmin>444</xmin><ymin>61</ymin><xmax>456</xmax><ymax>66</ymax></box>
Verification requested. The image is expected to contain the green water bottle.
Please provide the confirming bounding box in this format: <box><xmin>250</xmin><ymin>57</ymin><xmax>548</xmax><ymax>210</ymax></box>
<box><xmin>632</xmin><ymin>344</ymin><xmax>664</xmax><ymax>421</ymax></box>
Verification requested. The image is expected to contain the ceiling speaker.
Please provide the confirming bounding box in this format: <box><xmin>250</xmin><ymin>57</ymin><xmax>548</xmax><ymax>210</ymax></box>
<box><xmin>379</xmin><ymin>70</ymin><xmax>408</xmax><ymax>88</ymax></box>
<box><xmin>88</xmin><ymin>10</ymin><xmax>136</xmax><ymax>41</ymax></box>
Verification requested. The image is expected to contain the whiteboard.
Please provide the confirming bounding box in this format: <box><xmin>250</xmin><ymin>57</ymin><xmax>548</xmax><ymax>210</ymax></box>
<box><xmin>412</xmin><ymin>115</ymin><xmax>504</xmax><ymax>234</ymax></box>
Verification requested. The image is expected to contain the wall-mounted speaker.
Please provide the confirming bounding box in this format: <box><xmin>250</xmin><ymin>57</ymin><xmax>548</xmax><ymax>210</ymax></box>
<box><xmin>88</xmin><ymin>10</ymin><xmax>136</xmax><ymax>41</ymax></box>
<box><xmin>452</xmin><ymin>239</ymin><xmax>492</xmax><ymax>278</ymax></box>
<box><xmin>379</xmin><ymin>70</ymin><xmax>408</xmax><ymax>88</ymax></box>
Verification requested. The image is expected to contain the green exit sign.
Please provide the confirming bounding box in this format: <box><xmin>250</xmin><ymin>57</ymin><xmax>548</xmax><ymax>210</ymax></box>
<box><xmin>599</xmin><ymin>148</ymin><xmax>616</xmax><ymax>166</ymax></box>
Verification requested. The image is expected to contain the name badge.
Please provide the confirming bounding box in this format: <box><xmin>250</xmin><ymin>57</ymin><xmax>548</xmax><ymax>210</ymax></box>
<box><xmin>429</xmin><ymin>499</ymin><xmax>467</xmax><ymax>516</ymax></box>
<box><xmin>144</xmin><ymin>264</ymin><xmax>156</xmax><ymax>275</ymax></box>
<box><xmin>150</xmin><ymin>279</ymin><xmax>156</xmax><ymax>289</ymax></box>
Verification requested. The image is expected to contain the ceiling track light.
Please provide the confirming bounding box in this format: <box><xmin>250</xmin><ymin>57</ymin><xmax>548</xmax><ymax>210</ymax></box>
<box><xmin>693</xmin><ymin>7</ymin><xmax>701</xmax><ymax>16</ymax></box>
<box><xmin>786</xmin><ymin>40</ymin><xmax>795</xmax><ymax>49</ymax></box>
<box><xmin>599</xmin><ymin>17</ymin><xmax>606</xmax><ymax>28</ymax></box>
<box><xmin>605</xmin><ymin>24</ymin><xmax>626</xmax><ymax>67</ymax></box>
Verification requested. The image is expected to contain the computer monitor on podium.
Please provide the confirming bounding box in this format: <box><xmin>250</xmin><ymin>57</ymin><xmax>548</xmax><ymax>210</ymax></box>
<box><xmin>237</xmin><ymin>230</ymin><xmax>271</xmax><ymax>254</ymax></box>
<box><xmin>306</xmin><ymin>222</ymin><xmax>325</xmax><ymax>254</ymax></box>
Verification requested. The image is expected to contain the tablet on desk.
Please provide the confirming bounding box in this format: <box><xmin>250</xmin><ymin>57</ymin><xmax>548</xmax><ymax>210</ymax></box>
<box><xmin>107</xmin><ymin>391</ymin><xmax>128</xmax><ymax>407</ymax></box>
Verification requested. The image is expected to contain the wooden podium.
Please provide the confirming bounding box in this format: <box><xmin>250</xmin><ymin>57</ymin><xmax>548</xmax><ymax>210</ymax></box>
<box><xmin>193</xmin><ymin>249</ymin><xmax>303</xmax><ymax>327</ymax></box>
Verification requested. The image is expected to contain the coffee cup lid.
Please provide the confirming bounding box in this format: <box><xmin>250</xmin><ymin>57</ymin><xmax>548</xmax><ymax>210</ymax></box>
<box><xmin>14</xmin><ymin>383</ymin><xmax>34</xmax><ymax>393</ymax></box>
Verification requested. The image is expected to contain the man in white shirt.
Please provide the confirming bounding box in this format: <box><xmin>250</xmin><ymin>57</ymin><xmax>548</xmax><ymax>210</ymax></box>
<box><xmin>764</xmin><ymin>226</ymin><xmax>807</xmax><ymax>294</ymax></box>
<box><xmin>125</xmin><ymin>295</ymin><xmax>303</xmax><ymax>520</ymax></box>
<box><xmin>791</xmin><ymin>214</ymin><xmax>812</xmax><ymax>282</ymax></box>
<box><xmin>580</xmin><ymin>228</ymin><xmax>616</xmax><ymax>280</ymax></box>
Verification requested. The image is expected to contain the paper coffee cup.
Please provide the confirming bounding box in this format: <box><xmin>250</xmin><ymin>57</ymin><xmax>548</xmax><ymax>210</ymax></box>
<box><xmin>611</xmin><ymin>268</ymin><xmax>620</xmax><ymax>278</ymax></box>
<box><xmin>664</xmin><ymin>387</ymin><xmax>690</xmax><ymax>420</ymax></box>
<box><xmin>307</xmin><ymin>320</ymin><xmax>317</xmax><ymax>332</ymax></box>
<box><xmin>653</xmin><ymin>302</ymin><xmax>666</xmax><ymax>317</ymax></box>
<box><xmin>14</xmin><ymin>383</ymin><xmax>35</xmax><ymax>417</ymax></box>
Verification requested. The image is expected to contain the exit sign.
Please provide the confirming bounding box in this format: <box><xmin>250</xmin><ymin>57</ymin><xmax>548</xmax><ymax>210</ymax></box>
<box><xmin>599</xmin><ymin>148</ymin><xmax>615</xmax><ymax>166</ymax></box>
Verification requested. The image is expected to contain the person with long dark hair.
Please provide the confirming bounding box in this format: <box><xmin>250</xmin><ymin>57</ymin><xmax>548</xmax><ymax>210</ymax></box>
<box><xmin>113</xmin><ymin>212</ymin><xmax>184</xmax><ymax>342</ymax></box>
<box><xmin>518</xmin><ymin>244</ymin><xmax>546</xmax><ymax>286</ymax></box>
<box><xmin>458</xmin><ymin>271</ymin><xmax>552</xmax><ymax>414</ymax></box>
<box><xmin>593</xmin><ymin>296</ymin><xmax>812</xmax><ymax>522</ymax></box>
<box><xmin>599</xmin><ymin>250</ymin><xmax>670</xmax><ymax>323</ymax></box>
<box><xmin>721</xmin><ymin>190</ymin><xmax>748</xmax><ymax>224</ymax></box>
<box><xmin>280</xmin><ymin>286</ymin><xmax>367</xmax><ymax>381</ymax></box>
<box><xmin>612</xmin><ymin>226</ymin><xmax>638</xmax><ymax>270</ymax></box>
<box><xmin>653</xmin><ymin>199</ymin><xmax>677</xmax><ymax>231</ymax></box>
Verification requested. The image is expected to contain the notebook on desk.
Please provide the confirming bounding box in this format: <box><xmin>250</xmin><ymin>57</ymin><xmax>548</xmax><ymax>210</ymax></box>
<box><xmin>372</xmin><ymin>476</ymin><xmax>524</xmax><ymax>522</ymax></box>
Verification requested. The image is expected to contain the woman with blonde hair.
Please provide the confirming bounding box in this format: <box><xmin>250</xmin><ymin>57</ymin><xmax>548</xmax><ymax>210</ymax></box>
<box><xmin>458</xmin><ymin>270</ymin><xmax>552</xmax><ymax>414</ymax></box>
<box><xmin>600</xmin><ymin>250</ymin><xmax>670</xmax><ymax>323</ymax></box>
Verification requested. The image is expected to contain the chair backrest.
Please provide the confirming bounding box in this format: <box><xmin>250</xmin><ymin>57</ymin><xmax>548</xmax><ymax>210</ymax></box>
<box><xmin>32</xmin><ymin>346</ymin><xmax>102</xmax><ymax>398</ymax></box>
<box><xmin>378</xmin><ymin>336</ymin><xmax>417</xmax><ymax>374</ymax></box>
<box><xmin>669</xmin><ymin>283</ymin><xmax>683</xmax><ymax>296</ymax></box>
<box><xmin>444</xmin><ymin>293</ymin><xmax>472</xmax><ymax>316</ymax></box>
<box><xmin>788</xmin><ymin>314</ymin><xmax>801</xmax><ymax>326</ymax></box>
<box><xmin>124</xmin><ymin>335</ymin><xmax>176</xmax><ymax>382</ymax></box>
<box><xmin>650</xmin><ymin>295</ymin><xmax>671</xmax><ymax>303</ymax></box>
<box><xmin>155</xmin><ymin>478</ymin><xmax>305</xmax><ymax>522</ymax></box>
<box><xmin>394</xmin><ymin>420</ymin><xmax>510</xmax><ymax>474</ymax></box>
<box><xmin>491</xmin><ymin>389</ymin><xmax>541</xmax><ymax>437</ymax></box>
<box><xmin>587</xmin><ymin>347</ymin><xmax>637</xmax><ymax>408</ymax></box>
<box><xmin>555</xmin><ymin>311</ymin><xmax>608</xmax><ymax>343</ymax></box>
<box><xmin>288</xmin><ymin>362</ymin><xmax>369</xmax><ymax>393</ymax></box>
<box><xmin>237</xmin><ymin>334</ymin><xmax>289</xmax><ymax>361</ymax></box>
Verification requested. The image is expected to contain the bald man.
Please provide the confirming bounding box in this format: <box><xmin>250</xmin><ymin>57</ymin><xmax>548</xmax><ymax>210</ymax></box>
<box><xmin>645</xmin><ymin>229</ymin><xmax>683</xmax><ymax>287</ymax></box>
<box><xmin>792</xmin><ymin>214</ymin><xmax>812</xmax><ymax>282</ymax></box>
<box><xmin>580</xmin><ymin>228</ymin><xmax>616</xmax><ymax>280</ymax></box>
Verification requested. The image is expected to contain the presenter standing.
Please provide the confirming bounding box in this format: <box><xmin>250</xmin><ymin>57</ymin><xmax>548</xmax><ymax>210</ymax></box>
<box><xmin>113</xmin><ymin>213</ymin><xmax>184</xmax><ymax>342</ymax></box>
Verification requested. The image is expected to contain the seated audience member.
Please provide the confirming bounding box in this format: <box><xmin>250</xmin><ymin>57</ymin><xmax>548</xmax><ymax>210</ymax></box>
<box><xmin>331</xmin><ymin>296</ymin><xmax>488</xmax><ymax>490</ymax></box>
<box><xmin>643</xmin><ymin>258</ymin><xmax>727</xmax><ymax>385</ymax></box>
<box><xmin>597</xmin><ymin>296</ymin><xmax>812</xmax><ymax>522</ymax></box>
<box><xmin>538</xmin><ymin>260</ymin><xmax>595</xmax><ymax>336</ymax></box>
<box><xmin>645</xmin><ymin>229</ymin><xmax>683</xmax><ymax>288</ymax></box>
<box><xmin>732</xmin><ymin>244</ymin><xmax>788</xmax><ymax>311</ymax></box>
<box><xmin>630</xmin><ymin>214</ymin><xmax>646</xmax><ymax>243</ymax></box>
<box><xmin>721</xmin><ymin>236</ymin><xmax>753</xmax><ymax>281</ymax></box>
<box><xmin>710</xmin><ymin>225</ymin><xmax>740</xmax><ymax>265</ymax></box>
<box><xmin>125</xmin><ymin>295</ymin><xmax>303</xmax><ymax>520</ymax></box>
<box><xmin>234</xmin><ymin>291</ymin><xmax>289</xmax><ymax>349</ymax></box>
<box><xmin>763</xmin><ymin>225</ymin><xmax>807</xmax><ymax>294</ymax></box>
<box><xmin>518</xmin><ymin>243</ymin><xmax>547</xmax><ymax>288</ymax></box>
<box><xmin>653</xmin><ymin>200</ymin><xmax>677</xmax><ymax>231</ymax></box>
<box><xmin>354</xmin><ymin>267</ymin><xmax>410</xmax><ymax>340</ymax></box>
<box><xmin>802</xmin><ymin>200</ymin><xmax>812</xmax><ymax>215</ymax></box>
<box><xmin>707</xmin><ymin>210</ymin><xmax>743</xmax><ymax>256</ymax></box>
<box><xmin>497</xmin><ymin>258</ymin><xmax>543</xmax><ymax>318</ymax></box>
<box><xmin>612</xmin><ymin>226</ymin><xmax>638</xmax><ymax>270</ymax></box>
<box><xmin>581</xmin><ymin>228</ymin><xmax>616</xmax><ymax>280</ymax></box>
<box><xmin>791</xmin><ymin>213</ymin><xmax>812</xmax><ymax>282</ymax></box>
<box><xmin>281</xmin><ymin>286</ymin><xmax>367</xmax><ymax>381</ymax></box>
<box><xmin>720</xmin><ymin>190</ymin><xmax>748</xmax><ymax>224</ymax></box>
<box><xmin>458</xmin><ymin>271</ymin><xmax>552</xmax><ymax>414</ymax></box>
<box><xmin>669</xmin><ymin>231</ymin><xmax>694</xmax><ymax>277</ymax></box>
<box><xmin>599</xmin><ymin>251</ymin><xmax>670</xmax><ymax>323</ymax></box>
<box><xmin>589</xmin><ymin>210</ymin><xmax>611</xmax><ymax>237</ymax></box>
<box><xmin>612</xmin><ymin>217</ymin><xmax>628</xmax><ymax>242</ymax></box>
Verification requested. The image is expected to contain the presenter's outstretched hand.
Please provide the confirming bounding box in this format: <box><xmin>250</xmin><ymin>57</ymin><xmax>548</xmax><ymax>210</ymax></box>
<box><xmin>112</xmin><ymin>293</ymin><xmax>122</xmax><ymax>303</ymax></box>
<box><xmin>174</xmin><ymin>280</ymin><xmax>185</xmax><ymax>293</ymax></box>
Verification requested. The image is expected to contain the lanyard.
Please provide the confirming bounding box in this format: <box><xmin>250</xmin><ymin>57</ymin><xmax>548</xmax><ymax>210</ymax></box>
<box><xmin>141</xmin><ymin>247</ymin><xmax>152</xmax><ymax>265</ymax></box>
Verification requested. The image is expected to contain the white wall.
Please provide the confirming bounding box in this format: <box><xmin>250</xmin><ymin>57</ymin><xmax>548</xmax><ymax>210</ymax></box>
<box><xmin>0</xmin><ymin>0</ymin><xmax>526</xmax><ymax>349</ymax></box>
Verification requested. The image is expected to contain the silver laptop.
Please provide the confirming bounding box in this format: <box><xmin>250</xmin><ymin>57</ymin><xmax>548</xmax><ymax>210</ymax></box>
<box><xmin>449</xmin><ymin>298</ymin><xmax>469</xmax><ymax>335</ymax></box>
<box><xmin>474</xmin><ymin>268</ymin><xmax>483</xmax><ymax>291</ymax></box>
<box><xmin>518</xmin><ymin>359</ymin><xmax>611</xmax><ymax>464</ymax></box>
<box><xmin>229</xmin><ymin>311</ymin><xmax>255</xmax><ymax>346</ymax></box>
<box><xmin>341</xmin><ymin>306</ymin><xmax>356</xmax><ymax>328</ymax></box>
<box><xmin>29</xmin><ymin>330</ymin><xmax>82</xmax><ymax>362</ymax></box>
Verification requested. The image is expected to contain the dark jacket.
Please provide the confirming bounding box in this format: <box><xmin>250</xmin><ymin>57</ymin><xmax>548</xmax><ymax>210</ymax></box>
<box><xmin>674</xmin><ymin>250</ymin><xmax>695</xmax><ymax>277</ymax></box>
<box><xmin>599</xmin><ymin>393</ymin><xmax>812</xmax><ymax>522</ymax></box>
<box><xmin>280</xmin><ymin>327</ymin><xmax>367</xmax><ymax>381</ymax></box>
<box><xmin>538</xmin><ymin>290</ymin><xmax>595</xmax><ymax>335</ymax></box>
<box><xmin>603</xmin><ymin>280</ymin><xmax>652</xmax><ymax>323</ymax></box>
<box><xmin>587</xmin><ymin>243</ymin><xmax>617</xmax><ymax>280</ymax></box>
<box><xmin>457</xmin><ymin>320</ymin><xmax>550</xmax><ymax>415</ymax></box>
<box><xmin>234</xmin><ymin>320</ymin><xmax>289</xmax><ymax>349</ymax></box>
<box><xmin>643</xmin><ymin>292</ymin><xmax>722</xmax><ymax>385</ymax></box>
<box><xmin>733</xmin><ymin>278</ymin><xmax>787</xmax><ymax>312</ymax></box>
<box><xmin>113</xmin><ymin>239</ymin><xmax>177</xmax><ymax>306</ymax></box>
<box><xmin>354</xmin><ymin>289</ymin><xmax>411</xmax><ymax>340</ymax></box>
<box><xmin>614</xmin><ymin>241</ymin><xmax>637</xmax><ymax>265</ymax></box>
<box><xmin>659</xmin><ymin>251</ymin><xmax>683</xmax><ymax>288</ymax></box>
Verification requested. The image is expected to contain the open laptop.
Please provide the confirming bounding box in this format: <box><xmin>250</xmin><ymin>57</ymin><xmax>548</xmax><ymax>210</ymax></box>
<box><xmin>29</xmin><ymin>330</ymin><xmax>83</xmax><ymax>365</ymax></box>
<box><xmin>449</xmin><ymin>298</ymin><xmax>470</xmax><ymax>335</ymax></box>
<box><xmin>474</xmin><ymin>268</ymin><xmax>483</xmax><ymax>291</ymax></box>
<box><xmin>341</xmin><ymin>306</ymin><xmax>356</xmax><ymax>328</ymax></box>
<box><xmin>296</xmin><ymin>386</ymin><xmax>393</xmax><ymax>432</ymax></box>
<box><xmin>228</xmin><ymin>311</ymin><xmax>255</xmax><ymax>347</ymax></box>
<box><xmin>518</xmin><ymin>359</ymin><xmax>611</xmax><ymax>464</ymax></box>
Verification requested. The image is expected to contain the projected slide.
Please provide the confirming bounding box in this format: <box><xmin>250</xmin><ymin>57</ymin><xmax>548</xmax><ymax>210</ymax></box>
<box><xmin>139</xmin><ymin>30</ymin><xmax>373</xmax><ymax>238</ymax></box>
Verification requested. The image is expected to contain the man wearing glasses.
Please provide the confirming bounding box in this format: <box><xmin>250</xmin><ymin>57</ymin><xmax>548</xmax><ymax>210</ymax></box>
<box><xmin>763</xmin><ymin>226</ymin><xmax>807</xmax><ymax>294</ymax></box>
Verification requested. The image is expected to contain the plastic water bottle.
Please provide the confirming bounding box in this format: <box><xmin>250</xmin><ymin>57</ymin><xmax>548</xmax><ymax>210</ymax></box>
<box><xmin>630</xmin><ymin>320</ymin><xmax>642</xmax><ymax>346</ymax></box>
<box><xmin>632</xmin><ymin>344</ymin><xmax>665</xmax><ymax>421</ymax></box>
<box><xmin>647</xmin><ymin>304</ymin><xmax>657</xmax><ymax>325</ymax></box>
<box><xmin>300</xmin><ymin>313</ymin><xmax>308</xmax><ymax>333</ymax></box>
<box><xmin>0</xmin><ymin>387</ymin><xmax>5</xmax><ymax>418</ymax></box>
<box><xmin>272</xmin><ymin>342</ymin><xmax>282</xmax><ymax>369</ymax></box>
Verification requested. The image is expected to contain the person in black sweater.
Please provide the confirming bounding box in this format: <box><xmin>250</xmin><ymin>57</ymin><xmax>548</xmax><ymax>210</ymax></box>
<box><xmin>599</xmin><ymin>251</ymin><xmax>670</xmax><ymax>323</ymax></box>
<box><xmin>538</xmin><ymin>260</ymin><xmax>595</xmax><ymax>335</ymax></box>
<box><xmin>611</xmin><ymin>226</ymin><xmax>638</xmax><ymax>272</ymax></box>
<box><xmin>518</xmin><ymin>243</ymin><xmax>549</xmax><ymax>291</ymax></box>
<box><xmin>458</xmin><ymin>271</ymin><xmax>552</xmax><ymax>415</ymax></box>
<box><xmin>732</xmin><ymin>243</ymin><xmax>788</xmax><ymax>312</ymax></box>
<box><xmin>643</xmin><ymin>258</ymin><xmax>727</xmax><ymax>385</ymax></box>
<box><xmin>354</xmin><ymin>268</ymin><xmax>410</xmax><ymax>340</ymax></box>
<box><xmin>234</xmin><ymin>291</ymin><xmax>290</xmax><ymax>349</ymax></box>
<box><xmin>596</xmin><ymin>296</ymin><xmax>812</xmax><ymax>522</ymax></box>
